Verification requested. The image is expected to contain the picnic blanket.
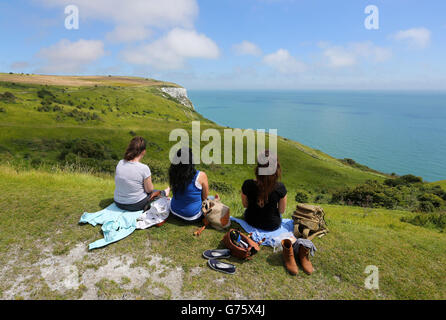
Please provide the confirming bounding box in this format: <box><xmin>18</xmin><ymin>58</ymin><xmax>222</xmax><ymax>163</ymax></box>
<box><xmin>79</xmin><ymin>198</ymin><xmax>170</xmax><ymax>250</ymax></box>
<box><xmin>230</xmin><ymin>217</ymin><xmax>295</xmax><ymax>248</ymax></box>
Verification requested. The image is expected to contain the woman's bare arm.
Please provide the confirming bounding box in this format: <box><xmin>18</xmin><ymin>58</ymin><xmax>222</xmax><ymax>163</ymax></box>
<box><xmin>278</xmin><ymin>194</ymin><xmax>287</xmax><ymax>214</ymax></box>
<box><xmin>143</xmin><ymin>176</ymin><xmax>154</xmax><ymax>194</ymax></box>
<box><xmin>198</xmin><ymin>171</ymin><xmax>209</xmax><ymax>201</ymax></box>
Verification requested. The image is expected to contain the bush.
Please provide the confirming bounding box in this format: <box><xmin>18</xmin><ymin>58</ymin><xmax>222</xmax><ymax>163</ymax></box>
<box><xmin>295</xmin><ymin>190</ymin><xmax>310</xmax><ymax>203</ymax></box>
<box><xmin>331</xmin><ymin>181</ymin><xmax>399</xmax><ymax>209</ymax></box>
<box><xmin>0</xmin><ymin>92</ymin><xmax>16</xmax><ymax>102</ymax></box>
<box><xmin>315</xmin><ymin>193</ymin><xmax>330</xmax><ymax>204</ymax></box>
<box><xmin>331</xmin><ymin>178</ymin><xmax>445</xmax><ymax>212</ymax></box>
<box><xmin>418</xmin><ymin>201</ymin><xmax>435</xmax><ymax>213</ymax></box>
<box><xmin>209</xmin><ymin>181</ymin><xmax>235</xmax><ymax>194</ymax></box>
<box><xmin>418</xmin><ymin>193</ymin><xmax>444</xmax><ymax>209</ymax></box>
<box><xmin>401</xmin><ymin>212</ymin><xmax>446</xmax><ymax>231</ymax></box>
<box><xmin>146</xmin><ymin>159</ymin><xmax>169</xmax><ymax>183</ymax></box>
<box><xmin>37</xmin><ymin>104</ymin><xmax>63</xmax><ymax>112</ymax></box>
<box><xmin>30</xmin><ymin>158</ymin><xmax>42</xmax><ymax>168</ymax></box>
<box><xmin>59</xmin><ymin>139</ymin><xmax>108</xmax><ymax>160</ymax></box>
<box><xmin>62</xmin><ymin>154</ymin><xmax>116</xmax><ymax>173</ymax></box>
<box><xmin>431</xmin><ymin>186</ymin><xmax>446</xmax><ymax>201</ymax></box>
<box><xmin>64</xmin><ymin>109</ymin><xmax>102</xmax><ymax>123</ymax></box>
<box><xmin>384</xmin><ymin>174</ymin><xmax>423</xmax><ymax>187</ymax></box>
<box><xmin>37</xmin><ymin>89</ymin><xmax>55</xmax><ymax>100</ymax></box>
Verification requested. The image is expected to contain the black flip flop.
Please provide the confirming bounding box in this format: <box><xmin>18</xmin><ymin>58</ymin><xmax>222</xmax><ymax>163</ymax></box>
<box><xmin>203</xmin><ymin>249</ymin><xmax>231</xmax><ymax>260</ymax></box>
<box><xmin>207</xmin><ymin>259</ymin><xmax>236</xmax><ymax>275</ymax></box>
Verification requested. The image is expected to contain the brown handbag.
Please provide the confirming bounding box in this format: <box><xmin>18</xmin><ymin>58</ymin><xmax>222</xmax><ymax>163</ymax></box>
<box><xmin>194</xmin><ymin>198</ymin><xmax>231</xmax><ymax>236</ymax></box>
<box><xmin>222</xmin><ymin>229</ymin><xmax>265</xmax><ymax>260</ymax></box>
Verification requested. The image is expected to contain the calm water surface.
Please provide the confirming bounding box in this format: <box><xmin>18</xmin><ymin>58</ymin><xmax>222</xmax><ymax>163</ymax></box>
<box><xmin>189</xmin><ymin>90</ymin><xmax>446</xmax><ymax>182</ymax></box>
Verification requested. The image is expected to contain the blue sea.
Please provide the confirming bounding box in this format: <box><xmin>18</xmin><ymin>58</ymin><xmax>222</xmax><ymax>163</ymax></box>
<box><xmin>188</xmin><ymin>90</ymin><xmax>446</xmax><ymax>182</ymax></box>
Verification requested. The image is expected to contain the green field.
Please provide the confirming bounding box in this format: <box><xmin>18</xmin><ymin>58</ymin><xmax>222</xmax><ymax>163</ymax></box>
<box><xmin>0</xmin><ymin>74</ymin><xmax>445</xmax><ymax>300</ymax></box>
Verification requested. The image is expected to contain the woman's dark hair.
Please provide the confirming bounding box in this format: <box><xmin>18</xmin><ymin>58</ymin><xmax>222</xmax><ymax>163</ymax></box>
<box><xmin>124</xmin><ymin>136</ymin><xmax>147</xmax><ymax>161</ymax></box>
<box><xmin>255</xmin><ymin>150</ymin><xmax>281</xmax><ymax>207</ymax></box>
<box><xmin>169</xmin><ymin>147</ymin><xmax>197</xmax><ymax>194</ymax></box>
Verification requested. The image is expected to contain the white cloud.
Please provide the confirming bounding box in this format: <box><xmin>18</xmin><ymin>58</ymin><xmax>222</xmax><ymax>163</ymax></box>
<box><xmin>122</xmin><ymin>28</ymin><xmax>220</xmax><ymax>70</ymax></box>
<box><xmin>391</xmin><ymin>27</ymin><xmax>431</xmax><ymax>49</ymax></box>
<box><xmin>263</xmin><ymin>49</ymin><xmax>306</xmax><ymax>74</ymax></box>
<box><xmin>106</xmin><ymin>25</ymin><xmax>153</xmax><ymax>43</ymax></box>
<box><xmin>36</xmin><ymin>39</ymin><xmax>105</xmax><ymax>73</ymax></box>
<box><xmin>37</xmin><ymin>0</ymin><xmax>220</xmax><ymax>70</ymax></box>
<box><xmin>320</xmin><ymin>41</ymin><xmax>392</xmax><ymax>68</ymax></box>
<box><xmin>233</xmin><ymin>41</ymin><xmax>262</xmax><ymax>56</ymax></box>
<box><xmin>39</xmin><ymin>0</ymin><xmax>198</xmax><ymax>29</ymax></box>
<box><xmin>322</xmin><ymin>46</ymin><xmax>357</xmax><ymax>68</ymax></box>
<box><xmin>39</xmin><ymin>0</ymin><xmax>199</xmax><ymax>43</ymax></box>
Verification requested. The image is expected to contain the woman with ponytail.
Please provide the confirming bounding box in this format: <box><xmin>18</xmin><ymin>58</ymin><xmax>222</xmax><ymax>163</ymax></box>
<box><xmin>241</xmin><ymin>150</ymin><xmax>287</xmax><ymax>231</ymax></box>
<box><xmin>114</xmin><ymin>136</ymin><xmax>170</xmax><ymax>211</ymax></box>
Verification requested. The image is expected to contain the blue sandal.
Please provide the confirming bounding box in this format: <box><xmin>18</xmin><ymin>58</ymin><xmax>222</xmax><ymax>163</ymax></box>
<box><xmin>207</xmin><ymin>259</ymin><xmax>236</xmax><ymax>275</ymax></box>
<box><xmin>202</xmin><ymin>249</ymin><xmax>231</xmax><ymax>260</ymax></box>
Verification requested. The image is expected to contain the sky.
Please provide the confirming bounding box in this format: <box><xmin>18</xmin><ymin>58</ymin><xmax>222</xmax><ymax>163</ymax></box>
<box><xmin>1</xmin><ymin>0</ymin><xmax>446</xmax><ymax>90</ymax></box>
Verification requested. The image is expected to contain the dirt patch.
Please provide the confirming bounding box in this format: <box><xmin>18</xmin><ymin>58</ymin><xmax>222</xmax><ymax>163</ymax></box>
<box><xmin>1</xmin><ymin>242</ymin><xmax>203</xmax><ymax>300</ymax></box>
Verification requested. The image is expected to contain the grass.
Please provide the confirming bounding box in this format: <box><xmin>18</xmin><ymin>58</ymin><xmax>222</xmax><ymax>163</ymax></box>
<box><xmin>0</xmin><ymin>74</ymin><xmax>445</xmax><ymax>300</ymax></box>
<box><xmin>0</xmin><ymin>76</ymin><xmax>386</xmax><ymax>195</ymax></box>
<box><xmin>0</xmin><ymin>165</ymin><xmax>445</xmax><ymax>300</ymax></box>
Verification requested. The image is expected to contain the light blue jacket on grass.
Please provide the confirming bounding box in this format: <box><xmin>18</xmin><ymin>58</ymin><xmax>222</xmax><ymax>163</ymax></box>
<box><xmin>79</xmin><ymin>203</ymin><xmax>142</xmax><ymax>250</ymax></box>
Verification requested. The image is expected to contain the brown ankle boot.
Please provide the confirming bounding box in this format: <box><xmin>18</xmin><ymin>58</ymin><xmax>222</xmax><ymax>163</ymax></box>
<box><xmin>298</xmin><ymin>245</ymin><xmax>314</xmax><ymax>275</ymax></box>
<box><xmin>281</xmin><ymin>239</ymin><xmax>298</xmax><ymax>275</ymax></box>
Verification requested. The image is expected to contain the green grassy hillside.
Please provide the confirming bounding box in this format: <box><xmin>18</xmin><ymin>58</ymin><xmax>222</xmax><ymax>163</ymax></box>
<box><xmin>0</xmin><ymin>74</ymin><xmax>385</xmax><ymax>196</ymax></box>
<box><xmin>0</xmin><ymin>165</ymin><xmax>445</xmax><ymax>299</ymax></box>
<box><xmin>0</xmin><ymin>74</ymin><xmax>445</xmax><ymax>300</ymax></box>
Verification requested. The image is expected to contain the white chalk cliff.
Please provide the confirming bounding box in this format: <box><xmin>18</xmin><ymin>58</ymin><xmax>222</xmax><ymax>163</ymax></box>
<box><xmin>160</xmin><ymin>87</ymin><xmax>194</xmax><ymax>109</ymax></box>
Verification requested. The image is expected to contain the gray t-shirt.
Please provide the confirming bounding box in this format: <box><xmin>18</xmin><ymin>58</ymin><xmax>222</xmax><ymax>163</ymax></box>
<box><xmin>114</xmin><ymin>160</ymin><xmax>151</xmax><ymax>205</ymax></box>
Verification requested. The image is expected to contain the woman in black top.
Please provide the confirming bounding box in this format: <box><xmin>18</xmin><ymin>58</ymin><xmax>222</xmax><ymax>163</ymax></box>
<box><xmin>241</xmin><ymin>150</ymin><xmax>287</xmax><ymax>231</ymax></box>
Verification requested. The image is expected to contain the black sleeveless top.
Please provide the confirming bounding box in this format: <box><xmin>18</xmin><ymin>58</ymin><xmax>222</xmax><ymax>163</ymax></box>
<box><xmin>241</xmin><ymin>179</ymin><xmax>287</xmax><ymax>231</ymax></box>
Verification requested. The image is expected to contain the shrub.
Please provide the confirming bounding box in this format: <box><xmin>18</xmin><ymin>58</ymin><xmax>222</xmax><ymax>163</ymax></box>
<box><xmin>431</xmin><ymin>186</ymin><xmax>446</xmax><ymax>201</ymax></box>
<box><xmin>37</xmin><ymin>89</ymin><xmax>55</xmax><ymax>100</ymax></box>
<box><xmin>37</xmin><ymin>104</ymin><xmax>63</xmax><ymax>112</ymax></box>
<box><xmin>418</xmin><ymin>201</ymin><xmax>435</xmax><ymax>213</ymax></box>
<box><xmin>315</xmin><ymin>194</ymin><xmax>330</xmax><ymax>204</ymax></box>
<box><xmin>30</xmin><ymin>158</ymin><xmax>42</xmax><ymax>168</ymax></box>
<box><xmin>295</xmin><ymin>190</ymin><xmax>310</xmax><ymax>203</ymax></box>
<box><xmin>330</xmin><ymin>178</ymin><xmax>445</xmax><ymax>212</ymax></box>
<box><xmin>418</xmin><ymin>193</ymin><xmax>444</xmax><ymax>209</ymax></box>
<box><xmin>64</xmin><ymin>109</ymin><xmax>102</xmax><ymax>123</ymax></box>
<box><xmin>60</xmin><ymin>139</ymin><xmax>107</xmax><ymax>160</ymax></box>
<box><xmin>62</xmin><ymin>153</ymin><xmax>116</xmax><ymax>173</ymax></box>
<box><xmin>384</xmin><ymin>174</ymin><xmax>423</xmax><ymax>187</ymax></box>
<box><xmin>0</xmin><ymin>92</ymin><xmax>16</xmax><ymax>102</ymax></box>
<box><xmin>146</xmin><ymin>159</ymin><xmax>169</xmax><ymax>183</ymax></box>
<box><xmin>401</xmin><ymin>212</ymin><xmax>446</xmax><ymax>231</ymax></box>
<box><xmin>209</xmin><ymin>181</ymin><xmax>235</xmax><ymax>194</ymax></box>
<box><xmin>331</xmin><ymin>181</ymin><xmax>399</xmax><ymax>209</ymax></box>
